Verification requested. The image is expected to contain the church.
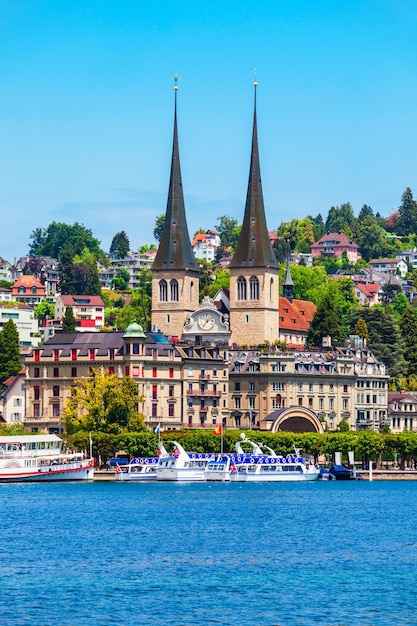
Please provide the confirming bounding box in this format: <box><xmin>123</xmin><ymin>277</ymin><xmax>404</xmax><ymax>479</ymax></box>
<box><xmin>151</xmin><ymin>80</ymin><xmax>280</xmax><ymax>348</ymax></box>
<box><xmin>21</xmin><ymin>84</ymin><xmax>389</xmax><ymax>435</ymax></box>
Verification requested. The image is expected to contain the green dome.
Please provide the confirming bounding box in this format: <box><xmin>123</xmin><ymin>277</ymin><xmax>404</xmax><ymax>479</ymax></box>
<box><xmin>123</xmin><ymin>322</ymin><xmax>146</xmax><ymax>338</ymax></box>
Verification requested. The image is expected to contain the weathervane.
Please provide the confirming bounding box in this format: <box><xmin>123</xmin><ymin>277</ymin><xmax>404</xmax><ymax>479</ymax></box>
<box><xmin>171</xmin><ymin>73</ymin><xmax>182</xmax><ymax>91</ymax></box>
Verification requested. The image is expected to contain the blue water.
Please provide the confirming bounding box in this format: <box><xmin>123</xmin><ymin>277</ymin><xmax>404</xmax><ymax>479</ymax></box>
<box><xmin>1</xmin><ymin>480</ymin><xmax>416</xmax><ymax>625</ymax></box>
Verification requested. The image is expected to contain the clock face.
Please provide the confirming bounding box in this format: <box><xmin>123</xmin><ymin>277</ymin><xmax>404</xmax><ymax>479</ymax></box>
<box><xmin>198</xmin><ymin>312</ymin><xmax>215</xmax><ymax>330</ymax></box>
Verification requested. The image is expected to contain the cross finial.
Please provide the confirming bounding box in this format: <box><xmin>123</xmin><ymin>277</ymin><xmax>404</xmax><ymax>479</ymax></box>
<box><xmin>253</xmin><ymin>67</ymin><xmax>258</xmax><ymax>88</ymax></box>
<box><xmin>171</xmin><ymin>73</ymin><xmax>182</xmax><ymax>91</ymax></box>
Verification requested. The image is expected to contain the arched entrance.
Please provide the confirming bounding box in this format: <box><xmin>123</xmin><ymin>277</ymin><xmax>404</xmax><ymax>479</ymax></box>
<box><xmin>266</xmin><ymin>406</ymin><xmax>324</xmax><ymax>434</ymax></box>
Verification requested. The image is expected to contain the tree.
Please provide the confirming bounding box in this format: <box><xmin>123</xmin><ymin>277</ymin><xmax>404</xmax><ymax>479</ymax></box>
<box><xmin>109</xmin><ymin>231</ymin><xmax>130</xmax><ymax>258</ymax></box>
<box><xmin>395</xmin><ymin>187</ymin><xmax>417</xmax><ymax>236</ymax></box>
<box><xmin>381</xmin><ymin>283</ymin><xmax>402</xmax><ymax>304</ymax></box>
<box><xmin>62</xmin><ymin>307</ymin><xmax>77</xmax><ymax>332</ymax></box>
<box><xmin>287</xmin><ymin>264</ymin><xmax>329</xmax><ymax>304</ymax></box>
<box><xmin>0</xmin><ymin>320</ymin><xmax>22</xmax><ymax>388</ymax></box>
<box><xmin>29</xmin><ymin>221</ymin><xmax>103</xmax><ymax>259</ymax></box>
<box><xmin>63</xmin><ymin>369</ymin><xmax>145</xmax><ymax>434</ymax></box>
<box><xmin>325</xmin><ymin>202</ymin><xmax>356</xmax><ymax>235</ymax></box>
<box><xmin>399</xmin><ymin>308</ymin><xmax>417</xmax><ymax>376</ymax></box>
<box><xmin>34</xmin><ymin>301</ymin><xmax>55</xmax><ymax>320</ymax></box>
<box><xmin>353</xmin><ymin>215</ymin><xmax>397</xmax><ymax>262</ymax></box>
<box><xmin>354</xmin><ymin>318</ymin><xmax>369</xmax><ymax>343</ymax></box>
<box><xmin>306</xmin><ymin>289</ymin><xmax>341</xmax><ymax>347</ymax></box>
<box><xmin>72</xmin><ymin>248</ymin><xmax>102</xmax><ymax>296</ymax></box>
<box><xmin>216</xmin><ymin>215</ymin><xmax>240</xmax><ymax>253</ymax></box>
<box><xmin>153</xmin><ymin>214</ymin><xmax>165</xmax><ymax>243</ymax></box>
<box><xmin>276</xmin><ymin>217</ymin><xmax>316</xmax><ymax>253</ymax></box>
<box><xmin>349</xmin><ymin>306</ymin><xmax>405</xmax><ymax>378</ymax></box>
<box><xmin>111</xmin><ymin>268</ymin><xmax>130</xmax><ymax>291</ymax></box>
<box><xmin>393</xmin><ymin>292</ymin><xmax>410</xmax><ymax>317</ymax></box>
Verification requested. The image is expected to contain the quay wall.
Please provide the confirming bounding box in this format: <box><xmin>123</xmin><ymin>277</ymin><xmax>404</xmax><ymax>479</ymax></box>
<box><xmin>93</xmin><ymin>470</ymin><xmax>417</xmax><ymax>481</ymax></box>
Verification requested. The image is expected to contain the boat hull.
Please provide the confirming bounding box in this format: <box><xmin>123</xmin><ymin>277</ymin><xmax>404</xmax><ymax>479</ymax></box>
<box><xmin>0</xmin><ymin>463</ymin><xmax>95</xmax><ymax>482</ymax></box>
<box><xmin>230</xmin><ymin>471</ymin><xmax>319</xmax><ymax>482</ymax></box>
<box><xmin>156</xmin><ymin>468</ymin><xmax>206</xmax><ymax>482</ymax></box>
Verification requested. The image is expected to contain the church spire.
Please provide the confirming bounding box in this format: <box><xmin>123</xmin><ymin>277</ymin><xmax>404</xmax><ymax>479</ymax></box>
<box><xmin>152</xmin><ymin>77</ymin><xmax>197</xmax><ymax>272</ymax></box>
<box><xmin>229</xmin><ymin>81</ymin><xmax>278</xmax><ymax>270</ymax></box>
<box><xmin>282</xmin><ymin>244</ymin><xmax>294</xmax><ymax>302</ymax></box>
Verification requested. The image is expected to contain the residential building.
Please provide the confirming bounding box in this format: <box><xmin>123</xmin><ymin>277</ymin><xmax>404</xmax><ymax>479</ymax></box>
<box><xmin>388</xmin><ymin>391</ymin><xmax>417</xmax><ymax>433</ymax></box>
<box><xmin>0</xmin><ymin>303</ymin><xmax>40</xmax><ymax>347</ymax></box>
<box><xmin>11</xmin><ymin>275</ymin><xmax>46</xmax><ymax>304</ymax></box>
<box><xmin>0</xmin><ymin>288</ymin><xmax>12</xmax><ymax>302</ymax></box>
<box><xmin>191</xmin><ymin>230</ymin><xmax>221</xmax><ymax>263</ymax></box>
<box><xmin>55</xmin><ymin>295</ymin><xmax>105</xmax><ymax>332</ymax></box>
<box><xmin>10</xmin><ymin>257</ymin><xmax>59</xmax><ymax>295</ymax></box>
<box><xmin>369</xmin><ymin>258</ymin><xmax>408</xmax><ymax>278</ymax></box>
<box><xmin>0</xmin><ymin>258</ymin><xmax>11</xmax><ymax>283</ymax></box>
<box><xmin>311</xmin><ymin>232</ymin><xmax>361</xmax><ymax>263</ymax></box>
<box><xmin>0</xmin><ymin>371</ymin><xmax>26</xmax><ymax>424</ymax></box>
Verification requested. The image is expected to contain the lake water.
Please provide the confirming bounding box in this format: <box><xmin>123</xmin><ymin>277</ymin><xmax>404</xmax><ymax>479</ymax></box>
<box><xmin>1</xmin><ymin>480</ymin><xmax>416</xmax><ymax>625</ymax></box>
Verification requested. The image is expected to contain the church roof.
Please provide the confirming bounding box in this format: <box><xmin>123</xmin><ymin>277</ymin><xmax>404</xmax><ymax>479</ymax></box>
<box><xmin>229</xmin><ymin>85</ymin><xmax>278</xmax><ymax>270</ymax></box>
<box><xmin>152</xmin><ymin>88</ymin><xmax>198</xmax><ymax>273</ymax></box>
<box><xmin>279</xmin><ymin>297</ymin><xmax>316</xmax><ymax>333</ymax></box>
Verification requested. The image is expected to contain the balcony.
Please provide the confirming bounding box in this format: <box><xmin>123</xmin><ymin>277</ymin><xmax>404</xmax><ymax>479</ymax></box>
<box><xmin>187</xmin><ymin>390</ymin><xmax>221</xmax><ymax>397</ymax></box>
<box><xmin>199</xmin><ymin>373</ymin><xmax>211</xmax><ymax>380</ymax></box>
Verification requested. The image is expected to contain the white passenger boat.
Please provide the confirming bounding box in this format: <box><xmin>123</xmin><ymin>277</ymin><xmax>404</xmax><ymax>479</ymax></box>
<box><xmin>207</xmin><ymin>434</ymin><xmax>320</xmax><ymax>483</ymax></box>
<box><xmin>115</xmin><ymin>442</ymin><xmax>170</xmax><ymax>481</ymax></box>
<box><xmin>204</xmin><ymin>454</ymin><xmax>232</xmax><ymax>482</ymax></box>
<box><xmin>0</xmin><ymin>434</ymin><xmax>94</xmax><ymax>482</ymax></box>
<box><xmin>115</xmin><ymin>458</ymin><xmax>158</xmax><ymax>481</ymax></box>
<box><xmin>156</xmin><ymin>441</ymin><xmax>215</xmax><ymax>482</ymax></box>
<box><xmin>229</xmin><ymin>438</ymin><xmax>320</xmax><ymax>482</ymax></box>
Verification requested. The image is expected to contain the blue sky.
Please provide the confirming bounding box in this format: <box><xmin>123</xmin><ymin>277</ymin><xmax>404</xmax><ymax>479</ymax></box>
<box><xmin>1</xmin><ymin>0</ymin><xmax>417</xmax><ymax>261</ymax></box>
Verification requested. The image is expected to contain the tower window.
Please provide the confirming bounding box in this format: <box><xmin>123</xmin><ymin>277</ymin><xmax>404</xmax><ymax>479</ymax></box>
<box><xmin>237</xmin><ymin>276</ymin><xmax>247</xmax><ymax>300</ymax></box>
<box><xmin>159</xmin><ymin>280</ymin><xmax>168</xmax><ymax>302</ymax></box>
<box><xmin>249</xmin><ymin>276</ymin><xmax>259</xmax><ymax>300</ymax></box>
<box><xmin>170</xmin><ymin>279</ymin><xmax>178</xmax><ymax>301</ymax></box>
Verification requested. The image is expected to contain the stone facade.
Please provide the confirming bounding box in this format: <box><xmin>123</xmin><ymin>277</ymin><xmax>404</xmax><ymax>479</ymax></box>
<box><xmin>151</xmin><ymin>270</ymin><xmax>199</xmax><ymax>339</ymax></box>
<box><xmin>229</xmin><ymin>267</ymin><xmax>279</xmax><ymax>346</ymax></box>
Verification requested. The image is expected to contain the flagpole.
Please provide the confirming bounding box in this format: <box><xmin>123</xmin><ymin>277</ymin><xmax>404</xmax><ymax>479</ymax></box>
<box><xmin>221</xmin><ymin>426</ymin><xmax>223</xmax><ymax>454</ymax></box>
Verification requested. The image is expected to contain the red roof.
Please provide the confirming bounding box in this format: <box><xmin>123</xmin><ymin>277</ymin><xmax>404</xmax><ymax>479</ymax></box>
<box><xmin>11</xmin><ymin>275</ymin><xmax>46</xmax><ymax>294</ymax></box>
<box><xmin>279</xmin><ymin>297</ymin><xmax>316</xmax><ymax>333</ymax></box>
<box><xmin>60</xmin><ymin>295</ymin><xmax>104</xmax><ymax>306</ymax></box>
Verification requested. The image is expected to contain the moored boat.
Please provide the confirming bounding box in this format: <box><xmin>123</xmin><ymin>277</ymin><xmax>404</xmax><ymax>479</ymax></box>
<box><xmin>204</xmin><ymin>454</ymin><xmax>233</xmax><ymax>481</ymax></box>
<box><xmin>156</xmin><ymin>441</ymin><xmax>215</xmax><ymax>482</ymax></box>
<box><xmin>115</xmin><ymin>458</ymin><xmax>158</xmax><ymax>481</ymax></box>
<box><xmin>115</xmin><ymin>442</ymin><xmax>170</xmax><ymax>481</ymax></box>
<box><xmin>206</xmin><ymin>434</ymin><xmax>320</xmax><ymax>482</ymax></box>
<box><xmin>0</xmin><ymin>434</ymin><xmax>94</xmax><ymax>482</ymax></box>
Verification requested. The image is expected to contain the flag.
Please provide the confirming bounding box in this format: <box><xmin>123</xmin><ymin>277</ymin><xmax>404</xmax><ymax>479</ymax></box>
<box><xmin>154</xmin><ymin>423</ymin><xmax>161</xmax><ymax>434</ymax></box>
<box><xmin>230</xmin><ymin>463</ymin><xmax>236</xmax><ymax>473</ymax></box>
<box><xmin>115</xmin><ymin>463</ymin><xmax>121</xmax><ymax>475</ymax></box>
<box><xmin>213</xmin><ymin>425</ymin><xmax>222</xmax><ymax>435</ymax></box>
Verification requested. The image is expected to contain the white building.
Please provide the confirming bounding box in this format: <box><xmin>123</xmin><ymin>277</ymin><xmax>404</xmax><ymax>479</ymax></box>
<box><xmin>0</xmin><ymin>304</ymin><xmax>40</xmax><ymax>347</ymax></box>
<box><xmin>0</xmin><ymin>371</ymin><xmax>26</xmax><ymax>424</ymax></box>
<box><xmin>191</xmin><ymin>230</ymin><xmax>221</xmax><ymax>263</ymax></box>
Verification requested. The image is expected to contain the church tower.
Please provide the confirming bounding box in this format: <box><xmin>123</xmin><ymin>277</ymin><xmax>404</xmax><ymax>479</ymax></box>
<box><xmin>151</xmin><ymin>79</ymin><xmax>199</xmax><ymax>339</ymax></box>
<box><xmin>229</xmin><ymin>82</ymin><xmax>279</xmax><ymax>346</ymax></box>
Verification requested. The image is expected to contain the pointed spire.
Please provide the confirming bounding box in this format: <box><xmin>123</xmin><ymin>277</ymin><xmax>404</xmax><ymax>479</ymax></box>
<box><xmin>152</xmin><ymin>79</ymin><xmax>197</xmax><ymax>272</ymax></box>
<box><xmin>229</xmin><ymin>81</ymin><xmax>278</xmax><ymax>269</ymax></box>
<box><xmin>282</xmin><ymin>245</ymin><xmax>294</xmax><ymax>302</ymax></box>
